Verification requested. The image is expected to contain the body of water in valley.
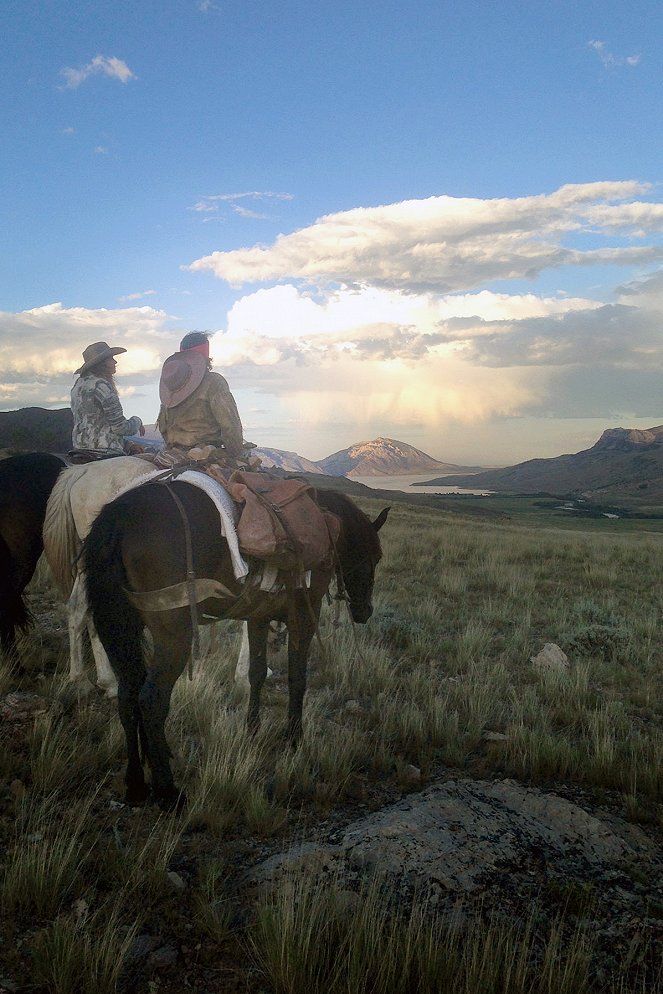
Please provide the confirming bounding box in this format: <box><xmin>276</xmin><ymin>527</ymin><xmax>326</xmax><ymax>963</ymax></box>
<box><xmin>351</xmin><ymin>473</ymin><xmax>493</xmax><ymax>496</ymax></box>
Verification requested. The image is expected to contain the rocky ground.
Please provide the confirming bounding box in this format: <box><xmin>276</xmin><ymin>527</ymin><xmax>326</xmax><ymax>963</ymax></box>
<box><xmin>0</xmin><ymin>599</ymin><xmax>661</xmax><ymax>992</ymax></box>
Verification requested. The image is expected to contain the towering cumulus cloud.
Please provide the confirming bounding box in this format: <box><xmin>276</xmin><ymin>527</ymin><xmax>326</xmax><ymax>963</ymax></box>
<box><xmin>183</xmin><ymin>183</ymin><xmax>663</xmax><ymax>450</ymax></box>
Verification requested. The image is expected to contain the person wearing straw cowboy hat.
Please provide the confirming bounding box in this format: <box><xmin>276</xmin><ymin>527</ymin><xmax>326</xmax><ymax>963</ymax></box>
<box><xmin>71</xmin><ymin>341</ymin><xmax>145</xmax><ymax>454</ymax></box>
<box><xmin>156</xmin><ymin>331</ymin><xmax>244</xmax><ymax>461</ymax></box>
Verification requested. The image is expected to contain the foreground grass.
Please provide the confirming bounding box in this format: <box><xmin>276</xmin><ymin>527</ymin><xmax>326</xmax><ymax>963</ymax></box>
<box><xmin>0</xmin><ymin>500</ymin><xmax>660</xmax><ymax>991</ymax></box>
<box><xmin>251</xmin><ymin>868</ymin><xmax>660</xmax><ymax>994</ymax></box>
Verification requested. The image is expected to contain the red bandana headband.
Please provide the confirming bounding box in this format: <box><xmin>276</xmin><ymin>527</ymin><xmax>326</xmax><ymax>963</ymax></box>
<box><xmin>182</xmin><ymin>341</ymin><xmax>210</xmax><ymax>359</ymax></box>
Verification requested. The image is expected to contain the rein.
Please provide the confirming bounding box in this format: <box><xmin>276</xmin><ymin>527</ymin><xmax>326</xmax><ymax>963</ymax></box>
<box><xmin>323</xmin><ymin>519</ymin><xmax>371</xmax><ymax>665</ymax></box>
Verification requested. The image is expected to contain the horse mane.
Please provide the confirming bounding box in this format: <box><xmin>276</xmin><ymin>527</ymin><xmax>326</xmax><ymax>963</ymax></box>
<box><xmin>43</xmin><ymin>464</ymin><xmax>88</xmax><ymax>598</ymax></box>
<box><xmin>314</xmin><ymin>488</ymin><xmax>382</xmax><ymax>559</ymax></box>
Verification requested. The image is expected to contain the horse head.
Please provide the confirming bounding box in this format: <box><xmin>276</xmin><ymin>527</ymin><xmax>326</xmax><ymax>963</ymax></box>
<box><xmin>316</xmin><ymin>493</ymin><xmax>389</xmax><ymax>624</ymax></box>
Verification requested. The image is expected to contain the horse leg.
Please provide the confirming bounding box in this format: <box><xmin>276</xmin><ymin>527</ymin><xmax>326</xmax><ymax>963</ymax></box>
<box><xmin>235</xmin><ymin>621</ymin><xmax>273</xmax><ymax>691</ymax></box>
<box><xmin>234</xmin><ymin>622</ymin><xmax>250</xmax><ymax>689</ymax></box>
<box><xmin>116</xmin><ymin>660</ymin><xmax>149</xmax><ymax>806</ymax></box>
<box><xmin>138</xmin><ymin>619</ymin><xmax>190</xmax><ymax>810</ymax></box>
<box><xmin>246</xmin><ymin>617</ymin><xmax>270</xmax><ymax>734</ymax></box>
<box><xmin>287</xmin><ymin>590</ymin><xmax>324</xmax><ymax>745</ymax></box>
<box><xmin>87</xmin><ymin>620</ymin><xmax>118</xmax><ymax>698</ymax></box>
<box><xmin>67</xmin><ymin>573</ymin><xmax>95</xmax><ymax>695</ymax></box>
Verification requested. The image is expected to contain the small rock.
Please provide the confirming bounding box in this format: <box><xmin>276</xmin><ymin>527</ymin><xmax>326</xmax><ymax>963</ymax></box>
<box><xmin>0</xmin><ymin>692</ymin><xmax>49</xmax><ymax>722</ymax></box>
<box><xmin>401</xmin><ymin>764</ymin><xmax>422</xmax><ymax>784</ymax></box>
<box><xmin>344</xmin><ymin>699</ymin><xmax>363</xmax><ymax>714</ymax></box>
<box><xmin>108</xmin><ymin>799</ymin><xmax>125</xmax><ymax>810</ymax></box>
<box><xmin>73</xmin><ymin>897</ymin><xmax>89</xmax><ymax>921</ymax></box>
<box><xmin>127</xmin><ymin>933</ymin><xmax>161</xmax><ymax>962</ymax></box>
<box><xmin>148</xmin><ymin>944</ymin><xmax>179</xmax><ymax>969</ymax></box>
<box><xmin>482</xmin><ymin>731</ymin><xmax>508</xmax><ymax>743</ymax></box>
<box><xmin>167</xmin><ymin>870</ymin><xmax>187</xmax><ymax>892</ymax></box>
<box><xmin>530</xmin><ymin>643</ymin><xmax>570</xmax><ymax>674</ymax></box>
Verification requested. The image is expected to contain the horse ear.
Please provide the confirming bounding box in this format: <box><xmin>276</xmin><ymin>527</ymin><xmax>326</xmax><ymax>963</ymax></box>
<box><xmin>372</xmin><ymin>506</ymin><xmax>390</xmax><ymax>532</ymax></box>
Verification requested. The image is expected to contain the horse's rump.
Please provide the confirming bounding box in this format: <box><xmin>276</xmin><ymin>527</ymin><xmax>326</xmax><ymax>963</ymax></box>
<box><xmin>43</xmin><ymin>457</ymin><xmax>157</xmax><ymax>598</ymax></box>
<box><xmin>43</xmin><ymin>464</ymin><xmax>89</xmax><ymax>597</ymax></box>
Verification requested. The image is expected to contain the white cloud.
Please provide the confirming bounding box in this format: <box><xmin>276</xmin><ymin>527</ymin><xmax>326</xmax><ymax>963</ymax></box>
<box><xmin>188</xmin><ymin>182</ymin><xmax>663</xmax><ymax>292</ymax></box>
<box><xmin>59</xmin><ymin>55</ymin><xmax>136</xmax><ymax>90</ymax></box>
<box><xmin>232</xmin><ymin>205</ymin><xmax>268</xmax><ymax>220</ymax></box>
<box><xmin>203</xmin><ymin>191</ymin><xmax>294</xmax><ymax>203</ymax></box>
<box><xmin>0</xmin><ymin>303</ymin><xmax>173</xmax><ymax>411</ymax></box>
<box><xmin>118</xmin><ymin>290</ymin><xmax>157</xmax><ymax>302</ymax></box>
<box><xmin>200</xmin><ymin>254</ymin><xmax>663</xmax><ymax>437</ymax></box>
<box><xmin>189</xmin><ymin>200</ymin><xmax>218</xmax><ymax>213</ymax></box>
<box><xmin>589</xmin><ymin>40</ymin><xmax>640</xmax><ymax>69</ymax></box>
<box><xmin>94</xmin><ymin>146</ymin><xmax>109</xmax><ymax>155</ymax></box>
<box><xmin>188</xmin><ymin>190</ymin><xmax>294</xmax><ymax>221</ymax></box>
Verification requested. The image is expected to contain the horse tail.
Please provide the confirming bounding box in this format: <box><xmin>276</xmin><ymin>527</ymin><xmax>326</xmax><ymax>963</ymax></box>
<box><xmin>43</xmin><ymin>465</ymin><xmax>87</xmax><ymax>599</ymax></box>
<box><xmin>83</xmin><ymin>501</ymin><xmax>144</xmax><ymax>676</ymax></box>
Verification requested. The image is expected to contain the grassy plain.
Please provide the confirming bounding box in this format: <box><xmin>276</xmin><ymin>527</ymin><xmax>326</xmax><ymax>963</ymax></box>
<box><xmin>0</xmin><ymin>496</ymin><xmax>661</xmax><ymax>992</ymax></box>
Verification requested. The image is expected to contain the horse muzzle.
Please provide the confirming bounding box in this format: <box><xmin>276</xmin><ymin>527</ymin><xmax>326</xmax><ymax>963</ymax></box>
<box><xmin>350</xmin><ymin>603</ymin><xmax>373</xmax><ymax>624</ymax></box>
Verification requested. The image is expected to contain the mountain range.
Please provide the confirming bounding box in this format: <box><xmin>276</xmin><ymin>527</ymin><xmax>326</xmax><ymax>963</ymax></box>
<box><xmin>2</xmin><ymin>408</ymin><xmax>661</xmax><ymax>504</ymax></box>
<box><xmin>420</xmin><ymin>426</ymin><xmax>663</xmax><ymax>502</ymax></box>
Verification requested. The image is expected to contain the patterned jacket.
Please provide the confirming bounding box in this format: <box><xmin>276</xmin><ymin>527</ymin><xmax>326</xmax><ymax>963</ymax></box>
<box><xmin>156</xmin><ymin>370</ymin><xmax>243</xmax><ymax>457</ymax></box>
<box><xmin>71</xmin><ymin>374</ymin><xmax>143</xmax><ymax>453</ymax></box>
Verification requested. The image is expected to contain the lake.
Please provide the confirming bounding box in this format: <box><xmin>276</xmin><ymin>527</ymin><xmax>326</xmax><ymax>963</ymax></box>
<box><xmin>351</xmin><ymin>473</ymin><xmax>493</xmax><ymax>496</ymax></box>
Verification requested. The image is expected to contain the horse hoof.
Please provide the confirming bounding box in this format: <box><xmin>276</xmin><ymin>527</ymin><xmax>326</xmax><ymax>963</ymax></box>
<box><xmin>100</xmin><ymin>683</ymin><xmax>118</xmax><ymax>699</ymax></box>
<box><xmin>125</xmin><ymin>782</ymin><xmax>149</xmax><ymax>806</ymax></box>
<box><xmin>156</xmin><ymin>787</ymin><xmax>187</xmax><ymax>814</ymax></box>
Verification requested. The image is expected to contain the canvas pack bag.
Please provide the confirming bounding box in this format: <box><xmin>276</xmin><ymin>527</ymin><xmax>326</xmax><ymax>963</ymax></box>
<box><xmin>220</xmin><ymin>471</ymin><xmax>340</xmax><ymax>571</ymax></box>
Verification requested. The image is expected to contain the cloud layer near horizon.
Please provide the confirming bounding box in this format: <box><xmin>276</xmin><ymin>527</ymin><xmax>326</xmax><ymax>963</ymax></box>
<box><xmin>0</xmin><ymin>303</ymin><xmax>169</xmax><ymax>408</ymax></box>
<box><xmin>2</xmin><ymin>183</ymin><xmax>663</xmax><ymax>457</ymax></box>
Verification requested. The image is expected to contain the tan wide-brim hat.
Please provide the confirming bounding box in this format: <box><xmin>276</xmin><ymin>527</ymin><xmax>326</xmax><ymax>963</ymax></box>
<box><xmin>159</xmin><ymin>351</ymin><xmax>207</xmax><ymax>408</ymax></box>
<box><xmin>75</xmin><ymin>341</ymin><xmax>127</xmax><ymax>375</ymax></box>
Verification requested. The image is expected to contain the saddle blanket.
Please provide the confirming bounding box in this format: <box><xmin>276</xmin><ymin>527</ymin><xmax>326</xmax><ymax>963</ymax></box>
<box><xmin>178</xmin><ymin>470</ymin><xmax>249</xmax><ymax>580</ymax></box>
<box><xmin>105</xmin><ymin>462</ymin><xmax>249</xmax><ymax>580</ymax></box>
<box><xmin>112</xmin><ymin>463</ymin><xmax>300</xmax><ymax>589</ymax></box>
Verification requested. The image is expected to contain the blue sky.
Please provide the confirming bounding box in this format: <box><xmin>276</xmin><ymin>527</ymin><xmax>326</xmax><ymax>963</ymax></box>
<box><xmin>2</xmin><ymin>0</ymin><xmax>662</xmax><ymax>463</ymax></box>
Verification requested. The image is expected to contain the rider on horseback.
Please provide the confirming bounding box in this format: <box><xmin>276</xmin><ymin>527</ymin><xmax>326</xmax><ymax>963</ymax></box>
<box><xmin>156</xmin><ymin>331</ymin><xmax>247</xmax><ymax>467</ymax></box>
<box><xmin>71</xmin><ymin>341</ymin><xmax>145</xmax><ymax>456</ymax></box>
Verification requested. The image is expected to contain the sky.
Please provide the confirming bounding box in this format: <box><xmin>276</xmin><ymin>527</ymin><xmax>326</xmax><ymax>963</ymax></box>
<box><xmin>2</xmin><ymin>0</ymin><xmax>663</xmax><ymax>466</ymax></box>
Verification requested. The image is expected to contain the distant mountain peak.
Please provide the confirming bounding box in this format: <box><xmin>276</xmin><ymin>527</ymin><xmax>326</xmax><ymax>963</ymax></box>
<box><xmin>592</xmin><ymin>426</ymin><xmax>663</xmax><ymax>452</ymax></box>
<box><xmin>317</xmin><ymin>437</ymin><xmax>481</xmax><ymax>478</ymax></box>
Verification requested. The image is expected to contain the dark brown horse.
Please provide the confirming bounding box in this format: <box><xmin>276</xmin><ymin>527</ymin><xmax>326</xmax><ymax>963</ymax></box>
<box><xmin>83</xmin><ymin>479</ymin><xmax>389</xmax><ymax>809</ymax></box>
<box><xmin>0</xmin><ymin>452</ymin><xmax>65</xmax><ymax>656</ymax></box>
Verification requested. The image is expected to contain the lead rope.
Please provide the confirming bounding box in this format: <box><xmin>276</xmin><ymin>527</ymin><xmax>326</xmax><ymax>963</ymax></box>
<box><xmin>162</xmin><ymin>482</ymin><xmax>199</xmax><ymax>678</ymax></box>
<box><xmin>317</xmin><ymin>515</ymin><xmax>369</xmax><ymax>665</ymax></box>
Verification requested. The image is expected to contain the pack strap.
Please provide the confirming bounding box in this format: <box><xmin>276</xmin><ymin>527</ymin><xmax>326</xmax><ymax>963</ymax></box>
<box><xmin>162</xmin><ymin>481</ymin><xmax>199</xmax><ymax>678</ymax></box>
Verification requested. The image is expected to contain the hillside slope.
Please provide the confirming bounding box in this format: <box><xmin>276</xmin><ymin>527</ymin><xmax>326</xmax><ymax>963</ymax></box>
<box><xmin>0</xmin><ymin>407</ymin><xmax>73</xmax><ymax>453</ymax></box>
<box><xmin>423</xmin><ymin>425</ymin><xmax>663</xmax><ymax>501</ymax></box>
<box><xmin>254</xmin><ymin>447</ymin><xmax>325</xmax><ymax>474</ymax></box>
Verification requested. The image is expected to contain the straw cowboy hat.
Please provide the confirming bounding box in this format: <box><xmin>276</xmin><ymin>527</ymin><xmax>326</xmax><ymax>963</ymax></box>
<box><xmin>75</xmin><ymin>341</ymin><xmax>127</xmax><ymax>376</ymax></box>
<box><xmin>159</xmin><ymin>350</ymin><xmax>207</xmax><ymax>408</ymax></box>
